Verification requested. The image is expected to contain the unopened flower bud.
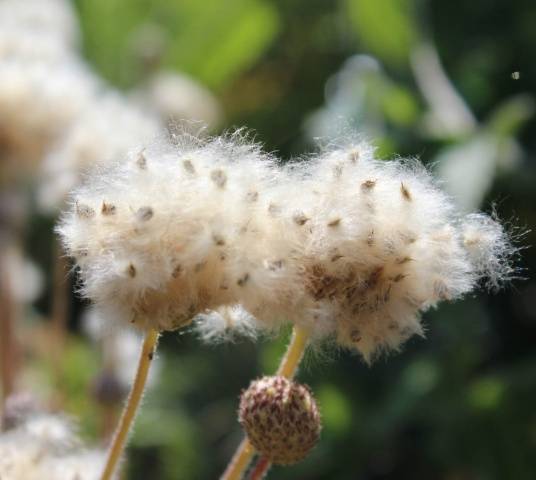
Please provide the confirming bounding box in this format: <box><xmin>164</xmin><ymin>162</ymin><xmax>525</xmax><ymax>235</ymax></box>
<box><xmin>239</xmin><ymin>376</ymin><xmax>321</xmax><ymax>465</ymax></box>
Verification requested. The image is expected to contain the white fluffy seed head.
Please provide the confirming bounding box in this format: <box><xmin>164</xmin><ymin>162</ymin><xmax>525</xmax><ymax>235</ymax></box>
<box><xmin>58</xmin><ymin>131</ymin><xmax>282</xmax><ymax>333</ymax></box>
<box><xmin>0</xmin><ymin>0</ymin><xmax>80</xmax><ymax>50</ymax></box>
<box><xmin>58</xmin><ymin>133</ymin><xmax>516</xmax><ymax>361</ymax></box>
<box><xmin>0</xmin><ymin>60</ymin><xmax>96</xmax><ymax>167</ymax></box>
<box><xmin>38</xmin><ymin>93</ymin><xmax>162</xmax><ymax>212</ymax></box>
<box><xmin>0</xmin><ymin>412</ymin><xmax>109</xmax><ymax>480</ymax></box>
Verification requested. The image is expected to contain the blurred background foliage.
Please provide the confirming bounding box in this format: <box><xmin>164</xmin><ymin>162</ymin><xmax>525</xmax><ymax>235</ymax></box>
<box><xmin>10</xmin><ymin>0</ymin><xmax>536</xmax><ymax>478</ymax></box>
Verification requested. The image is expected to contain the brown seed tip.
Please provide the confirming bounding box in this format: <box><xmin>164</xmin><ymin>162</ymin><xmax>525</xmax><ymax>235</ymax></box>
<box><xmin>400</xmin><ymin>182</ymin><xmax>412</xmax><ymax>201</ymax></box>
<box><xmin>361</xmin><ymin>179</ymin><xmax>376</xmax><ymax>191</ymax></box>
<box><xmin>293</xmin><ymin>212</ymin><xmax>309</xmax><ymax>226</ymax></box>
<box><xmin>237</xmin><ymin>273</ymin><xmax>250</xmax><ymax>286</ymax></box>
<box><xmin>210</xmin><ymin>169</ymin><xmax>227</xmax><ymax>188</ymax></box>
<box><xmin>127</xmin><ymin>264</ymin><xmax>136</xmax><ymax>278</ymax></box>
<box><xmin>76</xmin><ymin>202</ymin><xmax>95</xmax><ymax>219</ymax></box>
<box><xmin>182</xmin><ymin>159</ymin><xmax>196</xmax><ymax>174</ymax></box>
<box><xmin>212</xmin><ymin>234</ymin><xmax>226</xmax><ymax>246</ymax></box>
<box><xmin>350</xmin><ymin>329</ymin><xmax>362</xmax><ymax>343</ymax></box>
<box><xmin>136</xmin><ymin>206</ymin><xmax>154</xmax><ymax>222</ymax></box>
<box><xmin>268</xmin><ymin>203</ymin><xmax>281</xmax><ymax>216</ymax></box>
<box><xmin>327</xmin><ymin>218</ymin><xmax>341</xmax><ymax>227</ymax></box>
<box><xmin>171</xmin><ymin>264</ymin><xmax>183</xmax><ymax>278</ymax></box>
<box><xmin>101</xmin><ymin>202</ymin><xmax>116</xmax><ymax>216</ymax></box>
<box><xmin>393</xmin><ymin>273</ymin><xmax>406</xmax><ymax>283</ymax></box>
<box><xmin>136</xmin><ymin>150</ymin><xmax>147</xmax><ymax>169</ymax></box>
<box><xmin>246</xmin><ymin>190</ymin><xmax>259</xmax><ymax>202</ymax></box>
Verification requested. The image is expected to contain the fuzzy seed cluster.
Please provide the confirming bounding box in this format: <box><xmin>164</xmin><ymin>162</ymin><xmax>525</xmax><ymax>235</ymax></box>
<box><xmin>0</xmin><ymin>0</ymin><xmax>95</xmax><ymax>169</ymax></box>
<box><xmin>0</xmin><ymin>408</ymin><xmax>109</xmax><ymax>480</ymax></box>
<box><xmin>58</xmin><ymin>133</ymin><xmax>515</xmax><ymax>360</ymax></box>
<box><xmin>0</xmin><ymin>0</ymin><xmax>164</xmax><ymax>211</ymax></box>
<box><xmin>239</xmin><ymin>376</ymin><xmax>321</xmax><ymax>465</ymax></box>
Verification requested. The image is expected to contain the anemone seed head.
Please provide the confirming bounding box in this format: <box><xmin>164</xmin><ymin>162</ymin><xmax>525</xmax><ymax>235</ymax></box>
<box><xmin>58</xmin><ymin>133</ymin><xmax>516</xmax><ymax>361</ymax></box>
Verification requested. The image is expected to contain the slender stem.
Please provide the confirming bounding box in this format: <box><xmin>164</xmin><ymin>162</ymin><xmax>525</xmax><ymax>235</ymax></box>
<box><xmin>220</xmin><ymin>325</ymin><xmax>310</xmax><ymax>480</ymax></box>
<box><xmin>220</xmin><ymin>437</ymin><xmax>256</xmax><ymax>480</ymax></box>
<box><xmin>249</xmin><ymin>456</ymin><xmax>271</xmax><ymax>480</ymax></box>
<box><xmin>276</xmin><ymin>325</ymin><xmax>310</xmax><ymax>379</ymax></box>
<box><xmin>51</xmin><ymin>241</ymin><xmax>69</xmax><ymax>371</ymax></box>
<box><xmin>0</xmin><ymin>251</ymin><xmax>16</xmax><ymax>413</ymax></box>
<box><xmin>50</xmin><ymin>239</ymin><xmax>69</xmax><ymax>408</ymax></box>
<box><xmin>100</xmin><ymin>328</ymin><xmax>159</xmax><ymax>480</ymax></box>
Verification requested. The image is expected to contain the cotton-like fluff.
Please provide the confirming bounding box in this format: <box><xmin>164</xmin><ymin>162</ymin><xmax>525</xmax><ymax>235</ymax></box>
<box><xmin>135</xmin><ymin>71</ymin><xmax>222</xmax><ymax>128</ymax></box>
<box><xmin>58</xmin><ymin>132</ymin><xmax>283</xmax><ymax>332</ymax></box>
<box><xmin>38</xmin><ymin>93</ymin><xmax>162</xmax><ymax>212</ymax></box>
<box><xmin>257</xmin><ymin>141</ymin><xmax>515</xmax><ymax>359</ymax></box>
<box><xmin>194</xmin><ymin>305</ymin><xmax>259</xmax><ymax>343</ymax></box>
<box><xmin>0</xmin><ymin>412</ymin><xmax>109</xmax><ymax>480</ymax></box>
<box><xmin>58</xmin><ymin>134</ymin><xmax>515</xmax><ymax>361</ymax></box>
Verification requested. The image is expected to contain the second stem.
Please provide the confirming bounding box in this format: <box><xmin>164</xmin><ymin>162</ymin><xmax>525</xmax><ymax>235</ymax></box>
<box><xmin>220</xmin><ymin>324</ymin><xmax>310</xmax><ymax>480</ymax></box>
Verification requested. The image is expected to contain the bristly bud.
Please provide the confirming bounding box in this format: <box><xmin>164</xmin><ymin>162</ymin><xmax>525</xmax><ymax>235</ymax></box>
<box><xmin>239</xmin><ymin>376</ymin><xmax>321</xmax><ymax>465</ymax></box>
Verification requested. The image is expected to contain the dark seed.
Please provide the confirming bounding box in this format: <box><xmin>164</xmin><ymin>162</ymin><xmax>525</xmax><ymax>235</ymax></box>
<box><xmin>101</xmin><ymin>202</ymin><xmax>116</xmax><ymax>216</ymax></box>
<box><xmin>400</xmin><ymin>182</ymin><xmax>412</xmax><ymax>201</ymax></box>
<box><xmin>136</xmin><ymin>206</ymin><xmax>153</xmax><ymax>222</ymax></box>
<box><xmin>210</xmin><ymin>169</ymin><xmax>227</xmax><ymax>188</ymax></box>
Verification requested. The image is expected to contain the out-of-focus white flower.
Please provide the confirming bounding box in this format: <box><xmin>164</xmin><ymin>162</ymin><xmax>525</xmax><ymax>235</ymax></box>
<box><xmin>0</xmin><ymin>60</ymin><xmax>97</xmax><ymax>166</ymax></box>
<box><xmin>411</xmin><ymin>43</ymin><xmax>477</xmax><ymax>139</ymax></box>
<box><xmin>135</xmin><ymin>71</ymin><xmax>222</xmax><ymax>128</ymax></box>
<box><xmin>435</xmin><ymin>134</ymin><xmax>500</xmax><ymax>212</ymax></box>
<box><xmin>0</xmin><ymin>0</ymin><xmax>80</xmax><ymax>48</ymax></box>
<box><xmin>0</xmin><ymin>411</ymin><xmax>109</xmax><ymax>480</ymax></box>
<box><xmin>0</xmin><ymin>27</ymin><xmax>74</xmax><ymax>64</ymax></box>
<box><xmin>305</xmin><ymin>55</ymin><xmax>386</xmax><ymax>141</ymax></box>
<box><xmin>58</xmin><ymin>133</ymin><xmax>515</xmax><ymax>361</ymax></box>
<box><xmin>38</xmin><ymin>93</ymin><xmax>162</xmax><ymax>212</ymax></box>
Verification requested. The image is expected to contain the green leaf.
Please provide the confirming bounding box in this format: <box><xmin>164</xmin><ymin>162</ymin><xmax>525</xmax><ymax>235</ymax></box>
<box><xmin>164</xmin><ymin>0</ymin><xmax>279</xmax><ymax>89</ymax></box>
<box><xmin>75</xmin><ymin>0</ymin><xmax>279</xmax><ymax>89</ymax></box>
<box><xmin>486</xmin><ymin>94</ymin><xmax>535</xmax><ymax>137</ymax></box>
<box><xmin>467</xmin><ymin>377</ymin><xmax>506</xmax><ymax>411</ymax></box>
<box><xmin>381</xmin><ymin>84</ymin><xmax>420</xmax><ymax>126</ymax></box>
<box><xmin>346</xmin><ymin>0</ymin><xmax>419</xmax><ymax>68</ymax></box>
